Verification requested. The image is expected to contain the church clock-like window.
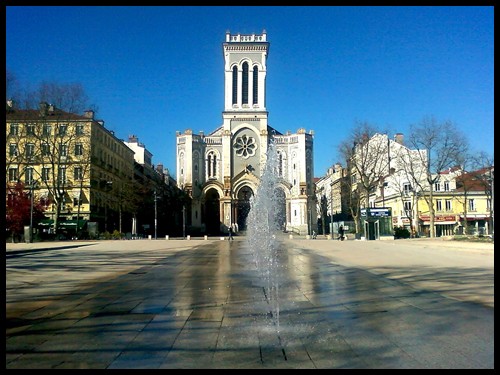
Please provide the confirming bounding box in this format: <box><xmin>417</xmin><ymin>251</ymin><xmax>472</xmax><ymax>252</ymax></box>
<box><xmin>253</xmin><ymin>66</ymin><xmax>258</xmax><ymax>104</ymax></box>
<box><xmin>232</xmin><ymin>66</ymin><xmax>238</xmax><ymax>105</ymax></box>
<box><xmin>234</xmin><ymin>135</ymin><xmax>256</xmax><ymax>159</ymax></box>
<box><xmin>242</xmin><ymin>62</ymin><xmax>249</xmax><ymax>105</ymax></box>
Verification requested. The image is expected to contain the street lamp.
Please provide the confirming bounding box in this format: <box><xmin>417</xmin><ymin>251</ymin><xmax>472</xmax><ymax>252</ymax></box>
<box><xmin>154</xmin><ymin>190</ymin><xmax>157</xmax><ymax>240</ymax></box>
<box><xmin>182</xmin><ymin>205</ymin><xmax>186</xmax><ymax>239</ymax></box>
<box><xmin>101</xmin><ymin>180</ymin><xmax>113</xmax><ymax>232</ymax></box>
<box><xmin>29</xmin><ymin>180</ymin><xmax>38</xmax><ymax>243</ymax></box>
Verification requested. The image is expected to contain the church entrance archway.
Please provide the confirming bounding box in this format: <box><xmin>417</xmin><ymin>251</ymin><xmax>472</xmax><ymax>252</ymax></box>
<box><xmin>205</xmin><ymin>188</ymin><xmax>221</xmax><ymax>235</ymax></box>
<box><xmin>236</xmin><ymin>186</ymin><xmax>253</xmax><ymax>231</ymax></box>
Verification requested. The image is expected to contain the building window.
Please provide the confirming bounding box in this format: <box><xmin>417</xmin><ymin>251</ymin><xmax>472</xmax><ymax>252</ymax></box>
<box><xmin>58</xmin><ymin>167</ymin><xmax>67</xmax><ymax>183</ymax></box>
<box><xmin>10</xmin><ymin>123</ymin><xmax>19</xmax><ymax>136</ymax></box>
<box><xmin>468</xmin><ymin>199</ymin><xmax>475</xmax><ymax>212</ymax></box>
<box><xmin>242</xmin><ymin>62</ymin><xmax>249</xmax><ymax>105</ymax></box>
<box><xmin>26</xmin><ymin>124</ymin><xmax>35</xmax><ymax>135</ymax></box>
<box><xmin>234</xmin><ymin>135</ymin><xmax>256</xmax><ymax>159</ymax></box>
<box><xmin>8</xmin><ymin>168</ymin><xmax>18</xmax><ymax>182</ymax></box>
<box><xmin>58</xmin><ymin>124</ymin><xmax>68</xmax><ymax>136</ymax></box>
<box><xmin>42</xmin><ymin>143</ymin><xmax>50</xmax><ymax>156</ymax></box>
<box><xmin>232</xmin><ymin>66</ymin><xmax>238</xmax><ymax>105</ymax></box>
<box><xmin>60</xmin><ymin>144</ymin><xmax>68</xmax><ymax>157</ymax></box>
<box><xmin>42</xmin><ymin>167</ymin><xmax>51</xmax><ymax>182</ymax></box>
<box><xmin>403</xmin><ymin>183</ymin><xmax>412</xmax><ymax>195</ymax></box>
<box><xmin>75</xmin><ymin>143</ymin><xmax>83</xmax><ymax>156</ymax></box>
<box><xmin>436</xmin><ymin>200</ymin><xmax>442</xmax><ymax>212</ymax></box>
<box><xmin>434</xmin><ymin>182</ymin><xmax>441</xmax><ymax>192</ymax></box>
<box><xmin>9</xmin><ymin>143</ymin><xmax>18</xmax><ymax>157</ymax></box>
<box><xmin>444</xmin><ymin>181</ymin><xmax>450</xmax><ymax>191</ymax></box>
<box><xmin>74</xmin><ymin>166</ymin><xmax>83</xmax><ymax>180</ymax></box>
<box><xmin>253</xmin><ymin>66</ymin><xmax>258</xmax><ymax>104</ymax></box>
<box><xmin>445</xmin><ymin>199</ymin><xmax>452</xmax><ymax>211</ymax></box>
<box><xmin>404</xmin><ymin>201</ymin><xmax>412</xmax><ymax>215</ymax></box>
<box><xmin>26</xmin><ymin>143</ymin><xmax>35</xmax><ymax>158</ymax></box>
<box><xmin>207</xmin><ymin>151</ymin><xmax>217</xmax><ymax>178</ymax></box>
<box><xmin>25</xmin><ymin>168</ymin><xmax>34</xmax><ymax>185</ymax></box>
<box><xmin>43</xmin><ymin>124</ymin><xmax>52</xmax><ymax>136</ymax></box>
<box><xmin>76</xmin><ymin>124</ymin><xmax>84</xmax><ymax>135</ymax></box>
<box><xmin>277</xmin><ymin>151</ymin><xmax>283</xmax><ymax>177</ymax></box>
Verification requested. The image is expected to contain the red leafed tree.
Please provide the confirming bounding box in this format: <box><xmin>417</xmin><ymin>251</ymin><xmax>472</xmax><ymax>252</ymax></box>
<box><xmin>6</xmin><ymin>182</ymin><xmax>46</xmax><ymax>241</ymax></box>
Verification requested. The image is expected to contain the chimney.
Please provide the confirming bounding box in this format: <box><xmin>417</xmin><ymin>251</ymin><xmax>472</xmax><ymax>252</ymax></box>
<box><xmin>128</xmin><ymin>135</ymin><xmax>138</xmax><ymax>143</ymax></box>
<box><xmin>156</xmin><ymin>163</ymin><xmax>164</xmax><ymax>174</ymax></box>
<box><xmin>84</xmin><ymin>109</ymin><xmax>94</xmax><ymax>119</ymax></box>
<box><xmin>394</xmin><ymin>133</ymin><xmax>404</xmax><ymax>145</ymax></box>
<box><xmin>39</xmin><ymin>101</ymin><xmax>48</xmax><ymax>117</ymax></box>
<box><xmin>6</xmin><ymin>99</ymin><xmax>14</xmax><ymax>112</ymax></box>
<box><xmin>48</xmin><ymin>104</ymin><xmax>55</xmax><ymax>113</ymax></box>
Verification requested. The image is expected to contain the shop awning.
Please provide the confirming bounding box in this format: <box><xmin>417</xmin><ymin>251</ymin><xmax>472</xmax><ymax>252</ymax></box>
<box><xmin>38</xmin><ymin>219</ymin><xmax>54</xmax><ymax>227</ymax></box>
<box><xmin>58</xmin><ymin>220</ymin><xmax>88</xmax><ymax>230</ymax></box>
<box><xmin>37</xmin><ymin>219</ymin><xmax>87</xmax><ymax>230</ymax></box>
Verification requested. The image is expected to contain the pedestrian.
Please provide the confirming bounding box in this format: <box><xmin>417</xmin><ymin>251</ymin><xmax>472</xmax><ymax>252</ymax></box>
<box><xmin>228</xmin><ymin>226</ymin><xmax>233</xmax><ymax>241</ymax></box>
<box><xmin>338</xmin><ymin>225</ymin><xmax>344</xmax><ymax>241</ymax></box>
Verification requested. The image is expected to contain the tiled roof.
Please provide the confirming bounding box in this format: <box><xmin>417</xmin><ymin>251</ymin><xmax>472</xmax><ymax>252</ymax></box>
<box><xmin>6</xmin><ymin>108</ymin><xmax>89</xmax><ymax>121</ymax></box>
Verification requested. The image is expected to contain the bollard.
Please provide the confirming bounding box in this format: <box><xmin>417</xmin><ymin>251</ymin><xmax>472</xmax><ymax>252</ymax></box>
<box><xmin>289</xmin><ymin>234</ymin><xmax>293</xmax><ymax>239</ymax></box>
<box><xmin>204</xmin><ymin>235</ymin><xmax>208</xmax><ymax>240</ymax></box>
<box><xmin>148</xmin><ymin>235</ymin><xmax>152</xmax><ymax>240</ymax></box>
<box><xmin>220</xmin><ymin>236</ymin><xmax>224</xmax><ymax>241</ymax></box>
<box><xmin>187</xmin><ymin>235</ymin><xmax>191</xmax><ymax>240</ymax></box>
<box><xmin>327</xmin><ymin>235</ymin><xmax>331</xmax><ymax>240</ymax></box>
<box><xmin>306</xmin><ymin>235</ymin><xmax>310</xmax><ymax>240</ymax></box>
<box><xmin>165</xmin><ymin>235</ymin><xmax>169</xmax><ymax>240</ymax></box>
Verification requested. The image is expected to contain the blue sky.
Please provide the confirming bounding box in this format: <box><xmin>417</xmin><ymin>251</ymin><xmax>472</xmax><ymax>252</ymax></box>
<box><xmin>6</xmin><ymin>6</ymin><xmax>494</xmax><ymax>179</ymax></box>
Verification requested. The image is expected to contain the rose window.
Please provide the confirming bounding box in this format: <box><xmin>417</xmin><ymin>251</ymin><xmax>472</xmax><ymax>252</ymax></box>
<box><xmin>234</xmin><ymin>135</ymin><xmax>257</xmax><ymax>159</ymax></box>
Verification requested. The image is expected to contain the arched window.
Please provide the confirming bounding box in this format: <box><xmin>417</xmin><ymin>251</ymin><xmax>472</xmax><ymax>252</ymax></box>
<box><xmin>242</xmin><ymin>62</ymin><xmax>249</xmax><ymax>104</ymax></box>
<box><xmin>212</xmin><ymin>155</ymin><xmax>217</xmax><ymax>177</ymax></box>
<box><xmin>232</xmin><ymin>66</ymin><xmax>238</xmax><ymax>105</ymax></box>
<box><xmin>253</xmin><ymin>66</ymin><xmax>259</xmax><ymax>105</ymax></box>
<box><xmin>277</xmin><ymin>151</ymin><xmax>283</xmax><ymax>177</ymax></box>
<box><xmin>207</xmin><ymin>151</ymin><xmax>217</xmax><ymax>179</ymax></box>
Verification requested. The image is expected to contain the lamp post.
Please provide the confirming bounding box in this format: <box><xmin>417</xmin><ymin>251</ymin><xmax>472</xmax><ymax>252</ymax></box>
<box><xmin>102</xmin><ymin>180</ymin><xmax>112</xmax><ymax>232</ymax></box>
<box><xmin>309</xmin><ymin>207</ymin><xmax>312</xmax><ymax>235</ymax></box>
<box><xmin>29</xmin><ymin>180</ymin><xmax>38</xmax><ymax>243</ymax></box>
<box><xmin>154</xmin><ymin>190</ymin><xmax>157</xmax><ymax>240</ymax></box>
<box><xmin>182</xmin><ymin>205</ymin><xmax>186</xmax><ymax>239</ymax></box>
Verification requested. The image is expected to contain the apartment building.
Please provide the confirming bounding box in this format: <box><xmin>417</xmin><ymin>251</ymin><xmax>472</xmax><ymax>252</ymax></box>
<box><xmin>6</xmin><ymin>101</ymin><xmax>135</xmax><ymax>237</ymax></box>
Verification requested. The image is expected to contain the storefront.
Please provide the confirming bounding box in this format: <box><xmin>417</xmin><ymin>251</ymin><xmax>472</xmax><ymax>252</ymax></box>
<box><xmin>419</xmin><ymin>215</ymin><xmax>458</xmax><ymax>237</ymax></box>
<box><xmin>458</xmin><ymin>214</ymin><xmax>490</xmax><ymax>235</ymax></box>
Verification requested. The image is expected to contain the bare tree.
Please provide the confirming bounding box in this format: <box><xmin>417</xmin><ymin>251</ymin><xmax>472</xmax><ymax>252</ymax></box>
<box><xmin>5</xmin><ymin>73</ymin><xmax>98</xmax><ymax>114</ymax></box>
<box><xmin>406</xmin><ymin>116</ymin><xmax>468</xmax><ymax>238</ymax></box>
<box><xmin>338</xmin><ymin>121</ymin><xmax>389</xmax><ymax>235</ymax></box>
<box><xmin>315</xmin><ymin>187</ymin><xmax>329</xmax><ymax>235</ymax></box>
<box><xmin>6</xmin><ymin>68</ymin><xmax>18</xmax><ymax>99</ymax></box>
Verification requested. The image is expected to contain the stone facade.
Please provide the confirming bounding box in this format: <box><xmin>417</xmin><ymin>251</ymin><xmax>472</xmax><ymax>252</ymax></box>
<box><xmin>176</xmin><ymin>31</ymin><xmax>315</xmax><ymax>235</ymax></box>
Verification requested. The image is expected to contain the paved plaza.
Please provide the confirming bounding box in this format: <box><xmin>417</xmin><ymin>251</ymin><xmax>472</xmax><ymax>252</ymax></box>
<box><xmin>5</xmin><ymin>235</ymin><xmax>494</xmax><ymax>369</ymax></box>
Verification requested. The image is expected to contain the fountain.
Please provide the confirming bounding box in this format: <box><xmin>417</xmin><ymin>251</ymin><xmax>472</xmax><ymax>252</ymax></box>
<box><xmin>246</xmin><ymin>140</ymin><xmax>287</xmax><ymax>356</ymax></box>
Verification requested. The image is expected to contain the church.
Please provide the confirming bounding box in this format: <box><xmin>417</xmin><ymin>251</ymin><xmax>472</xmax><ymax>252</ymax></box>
<box><xmin>176</xmin><ymin>30</ymin><xmax>316</xmax><ymax>235</ymax></box>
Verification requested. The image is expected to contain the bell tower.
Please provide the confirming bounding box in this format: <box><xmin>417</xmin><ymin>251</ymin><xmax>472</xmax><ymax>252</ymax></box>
<box><xmin>222</xmin><ymin>30</ymin><xmax>269</xmax><ymax>113</ymax></box>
